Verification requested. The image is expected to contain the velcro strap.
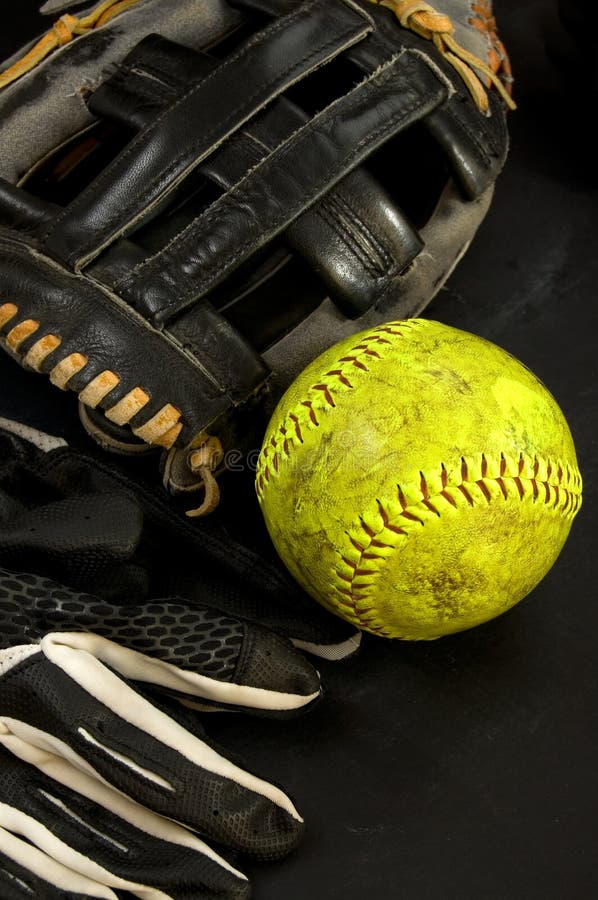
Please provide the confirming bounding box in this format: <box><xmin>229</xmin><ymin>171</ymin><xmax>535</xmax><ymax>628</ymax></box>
<box><xmin>115</xmin><ymin>49</ymin><xmax>446</xmax><ymax>324</ymax></box>
<box><xmin>41</xmin><ymin>0</ymin><xmax>373</xmax><ymax>270</ymax></box>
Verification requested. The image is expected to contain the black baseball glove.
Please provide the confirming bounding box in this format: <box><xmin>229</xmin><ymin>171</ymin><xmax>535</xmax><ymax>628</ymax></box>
<box><xmin>0</xmin><ymin>0</ymin><xmax>514</xmax><ymax>513</ymax></box>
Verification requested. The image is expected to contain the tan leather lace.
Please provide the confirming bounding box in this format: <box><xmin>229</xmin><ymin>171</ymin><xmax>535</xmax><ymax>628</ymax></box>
<box><xmin>370</xmin><ymin>0</ymin><xmax>516</xmax><ymax>113</ymax></box>
<box><xmin>186</xmin><ymin>438</ymin><xmax>225</xmax><ymax>518</ymax></box>
<box><xmin>468</xmin><ymin>0</ymin><xmax>513</xmax><ymax>96</ymax></box>
<box><xmin>0</xmin><ymin>0</ymin><xmax>142</xmax><ymax>90</ymax></box>
<box><xmin>0</xmin><ymin>0</ymin><xmax>515</xmax><ymax>112</ymax></box>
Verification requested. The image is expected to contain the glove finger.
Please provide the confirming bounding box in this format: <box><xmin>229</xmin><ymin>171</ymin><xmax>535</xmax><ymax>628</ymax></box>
<box><xmin>154</xmin><ymin>548</ymin><xmax>365</xmax><ymax>663</ymax></box>
<box><xmin>0</xmin><ymin>828</ymin><xmax>117</xmax><ymax>899</ymax></box>
<box><xmin>0</xmin><ymin>492</ymin><xmax>142</xmax><ymax>580</ymax></box>
<box><xmin>0</xmin><ymin>567</ymin><xmax>321</xmax><ymax>713</ymax></box>
<box><xmin>0</xmin><ymin>639</ymin><xmax>304</xmax><ymax>859</ymax></box>
<box><xmin>0</xmin><ymin>749</ymin><xmax>250</xmax><ymax>900</ymax></box>
<box><xmin>0</xmin><ymin>836</ymin><xmax>114</xmax><ymax>899</ymax></box>
<box><xmin>79</xmin><ymin>451</ymin><xmax>362</xmax><ymax>659</ymax></box>
<box><xmin>171</xmin><ymin>564</ymin><xmax>363</xmax><ymax>661</ymax></box>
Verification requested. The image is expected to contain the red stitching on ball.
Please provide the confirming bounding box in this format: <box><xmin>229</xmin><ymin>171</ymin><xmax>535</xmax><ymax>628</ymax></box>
<box><xmin>458</xmin><ymin>484</ymin><xmax>475</xmax><ymax>506</ymax></box>
<box><xmin>301</xmin><ymin>401</ymin><xmax>319</xmax><ymax>426</ymax></box>
<box><xmin>370</xmin><ymin>537</ymin><xmax>395</xmax><ymax>548</ymax></box>
<box><xmin>331</xmin><ymin>450</ymin><xmax>581</xmax><ymax>634</ymax></box>
<box><xmin>324</xmin><ymin>369</ymin><xmax>353</xmax><ymax>388</ymax></box>
<box><xmin>476</xmin><ymin>480</ymin><xmax>492</xmax><ymax>502</ymax></box>
<box><xmin>495</xmin><ymin>477</ymin><xmax>508</xmax><ymax>500</ymax></box>
<box><xmin>397</xmin><ymin>484</ymin><xmax>408</xmax><ymax>510</ymax></box>
<box><xmin>312</xmin><ymin>384</ymin><xmax>336</xmax><ymax>407</ymax></box>
<box><xmin>401</xmin><ymin>509</ymin><xmax>424</xmax><ymax>524</ymax></box>
<box><xmin>289</xmin><ymin>413</ymin><xmax>303</xmax><ymax>443</ymax></box>
<box><xmin>374</xmin><ymin>326</ymin><xmax>404</xmax><ymax>336</ymax></box>
<box><xmin>441</xmin><ymin>489</ymin><xmax>458</xmax><ymax>507</ymax></box>
<box><xmin>349</xmin><ymin>536</ymin><xmax>365</xmax><ymax>552</ymax></box>
<box><xmin>513</xmin><ymin>476</ymin><xmax>524</xmax><ymax>499</ymax></box>
<box><xmin>359</xmin><ymin>518</ymin><xmax>377</xmax><ymax>538</ymax></box>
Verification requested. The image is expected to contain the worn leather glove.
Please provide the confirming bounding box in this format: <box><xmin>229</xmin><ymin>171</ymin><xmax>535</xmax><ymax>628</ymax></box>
<box><xmin>0</xmin><ymin>0</ymin><xmax>514</xmax><ymax>512</ymax></box>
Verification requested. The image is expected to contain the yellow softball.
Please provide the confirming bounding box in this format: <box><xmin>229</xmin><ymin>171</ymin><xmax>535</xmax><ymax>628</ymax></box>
<box><xmin>256</xmin><ymin>319</ymin><xmax>582</xmax><ymax>640</ymax></box>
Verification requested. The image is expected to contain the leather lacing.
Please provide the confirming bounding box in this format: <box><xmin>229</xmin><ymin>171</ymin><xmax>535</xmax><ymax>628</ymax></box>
<box><xmin>0</xmin><ymin>301</ymin><xmax>182</xmax><ymax>448</ymax></box>
<box><xmin>468</xmin><ymin>0</ymin><xmax>513</xmax><ymax>93</ymax></box>
<box><xmin>164</xmin><ymin>438</ymin><xmax>225</xmax><ymax>518</ymax></box>
<box><xmin>0</xmin><ymin>0</ymin><xmax>143</xmax><ymax>91</ymax></box>
<box><xmin>0</xmin><ymin>300</ymin><xmax>224</xmax><ymax>517</ymax></box>
<box><xmin>370</xmin><ymin>0</ymin><xmax>516</xmax><ymax>113</ymax></box>
<box><xmin>0</xmin><ymin>0</ymin><xmax>516</xmax><ymax>114</ymax></box>
<box><xmin>0</xmin><ymin>0</ymin><xmax>516</xmax><ymax>115</ymax></box>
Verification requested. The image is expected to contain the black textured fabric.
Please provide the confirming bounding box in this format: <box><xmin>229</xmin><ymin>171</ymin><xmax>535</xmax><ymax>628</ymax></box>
<box><xmin>0</xmin><ymin>568</ymin><xmax>244</xmax><ymax>679</ymax></box>
<box><xmin>0</xmin><ymin>566</ymin><xmax>320</xmax><ymax>697</ymax></box>
<box><xmin>0</xmin><ymin>424</ymin><xmax>359</xmax><ymax>654</ymax></box>
<box><xmin>0</xmin><ymin>857</ymin><xmax>90</xmax><ymax>900</ymax></box>
<box><xmin>0</xmin><ymin>653</ymin><xmax>303</xmax><ymax>860</ymax></box>
<box><xmin>0</xmin><ymin>749</ymin><xmax>251</xmax><ymax>900</ymax></box>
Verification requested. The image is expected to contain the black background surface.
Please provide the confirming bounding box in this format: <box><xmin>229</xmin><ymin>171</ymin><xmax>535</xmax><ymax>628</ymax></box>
<box><xmin>1</xmin><ymin>2</ymin><xmax>597</xmax><ymax>898</ymax></box>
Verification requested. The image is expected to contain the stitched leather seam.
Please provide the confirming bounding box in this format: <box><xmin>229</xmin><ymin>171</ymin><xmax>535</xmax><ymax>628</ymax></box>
<box><xmin>44</xmin><ymin>0</ymin><xmax>368</xmax><ymax>258</ymax></box>
<box><xmin>43</xmin><ymin>3</ymin><xmax>304</xmax><ymax>242</ymax></box>
<box><xmin>124</xmin><ymin>51</ymin><xmax>432</xmax><ymax>315</ymax></box>
<box><xmin>124</xmin><ymin>68</ymin><xmax>176</xmax><ymax>101</ymax></box>
<box><xmin>142</xmin><ymin>53</ymin><xmax>420</xmax><ymax>285</ymax></box>
<box><xmin>329</xmin><ymin>459</ymin><xmax>582</xmax><ymax>635</ymax></box>
<box><xmin>113</xmin><ymin>14</ymin><xmax>373</xmax><ymax>290</ymax></box>
<box><xmin>315</xmin><ymin>200</ymin><xmax>387</xmax><ymax>280</ymax></box>
<box><xmin>256</xmin><ymin>319</ymin><xmax>420</xmax><ymax>494</ymax></box>
<box><xmin>447</xmin><ymin>86</ymin><xmax>498</xmax><ymax>163</ymax></box>
<box><xmin>326</xmin><ymin>188</ymin><xmax>396</xmax><ymax>269</ymax></box>
<box><xmin>320</xmin><ymin>190</ymin><xmax>398</xmax><ymax>276</ymax></box>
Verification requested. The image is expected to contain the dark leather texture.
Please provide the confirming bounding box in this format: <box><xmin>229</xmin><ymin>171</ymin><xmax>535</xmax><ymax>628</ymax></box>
<box><xmin>42</xmin><ymin>0</ymin><xmax>374</xmax><ymax>270</ymax></box>
<box><xmin>111</xmin><ymin>48</ymin><xmax>446</xmax><ymax>324</ymax></box>
<box><xmin>0</xmin><ymin>225</ymin><xmax>264</xmax><ymax>446</ymax></box>
<box><xmin>88</xmin><ymin>34</ymin><xmax>424</xmax><ymax>318</ymax></box>
<box><xmin>0</xmin><ymin>0</ymin><xmax>509</xmax><ymax>454</ymax></box>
